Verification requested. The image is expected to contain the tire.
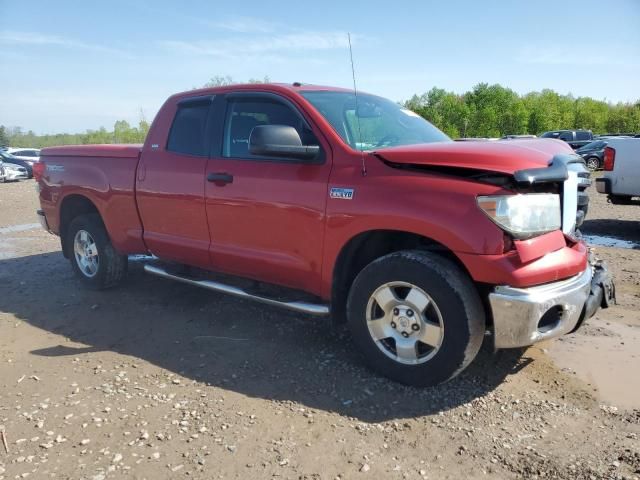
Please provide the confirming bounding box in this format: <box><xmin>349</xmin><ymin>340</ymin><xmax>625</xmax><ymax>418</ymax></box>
<box><xmin>346</xmin><ymin>250</ymin><xmax>485</xmax><ymax>387</ymax></box>
<box><xmin>585</xmin><ymin>157</ymin><xmax>600</xmax><ymax>171</ymax></box>
<box><xmin>608</xmin><ymin>195</ymin><xmax>633</xmax><ymax>205</ymax></box>
<box><xmin>66</xmin><ymin>214</ymin><xmax>128</xmax><ymax>289</ymax></box>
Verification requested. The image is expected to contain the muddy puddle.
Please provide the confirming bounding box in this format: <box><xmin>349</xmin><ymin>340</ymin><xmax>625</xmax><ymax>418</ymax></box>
<box><xmin>546</xmin><ymin>319</ymin><xmax>640</xmax><ymax>410</ymax></box>
<box><xmin>583</xmin><ymin>234</ymin><xmax>639</xmax><ymax>250</ymax></box>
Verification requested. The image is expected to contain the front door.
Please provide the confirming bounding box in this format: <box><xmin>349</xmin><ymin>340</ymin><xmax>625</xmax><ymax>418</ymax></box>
<box><xmin>205</xmin><ymin>93</ymin><xmax>331</xmax><ymax>294</ymax></box>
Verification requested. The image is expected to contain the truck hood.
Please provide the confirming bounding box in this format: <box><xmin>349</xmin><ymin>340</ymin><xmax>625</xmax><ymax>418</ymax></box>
<box><xmin>374</xmin><ymin>139</ymin><xmax>575</xmax><ymax>175</ymax></box>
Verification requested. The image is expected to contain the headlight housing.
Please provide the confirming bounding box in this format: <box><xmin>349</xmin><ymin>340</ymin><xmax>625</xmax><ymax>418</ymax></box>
<box><xmin>477</xmin><ymin>193</ymin><xmax>561</xmax><ymax>239</ymax></box>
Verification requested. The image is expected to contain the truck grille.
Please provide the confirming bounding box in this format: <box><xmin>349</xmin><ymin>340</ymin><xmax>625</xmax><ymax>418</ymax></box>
<box><xmin>562</xmin><ymin>163</ymin><xmax>591</xmax><ymax>235</ymax></box>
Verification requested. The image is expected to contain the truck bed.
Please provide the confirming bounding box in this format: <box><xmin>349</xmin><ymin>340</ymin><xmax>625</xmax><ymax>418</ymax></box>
<box><xmin>39</xmin><ymin>144</ymin><xmax>147</xmax><ymax>254</ymax></box>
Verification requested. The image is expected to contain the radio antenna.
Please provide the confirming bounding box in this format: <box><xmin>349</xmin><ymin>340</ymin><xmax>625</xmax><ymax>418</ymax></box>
<box><xmin>348</xmin><ymin>33</ymin><xmax>367</xmax><ymax>176</ymax></box>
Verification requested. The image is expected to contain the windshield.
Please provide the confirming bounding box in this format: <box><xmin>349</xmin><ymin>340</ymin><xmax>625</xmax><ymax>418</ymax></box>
<box><xmin>300</xmin><ymin>91</ymin><xmax>450</xmax><ymax>151</ymax></box>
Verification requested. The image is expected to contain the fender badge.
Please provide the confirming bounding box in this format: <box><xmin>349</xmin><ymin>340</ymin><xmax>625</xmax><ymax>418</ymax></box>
<box><xmin>330</xmin><ymin>187</ymin><xmax>354</xmax><ymax>200</ymax></box>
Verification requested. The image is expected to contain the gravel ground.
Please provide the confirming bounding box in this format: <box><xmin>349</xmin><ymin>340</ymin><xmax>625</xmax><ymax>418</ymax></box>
<box><xmin>0</xmin><ymin>179</ymin><xmax>638</xmax><ymax>480</ymax></box>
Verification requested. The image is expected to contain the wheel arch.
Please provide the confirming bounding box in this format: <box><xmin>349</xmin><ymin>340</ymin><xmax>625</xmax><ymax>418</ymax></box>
<box><xmin>59</xmin><ymin>194</ymin><xmax>102</xmax><ymax>258</ymax></box>
<box><xmin>330</xmin><ymin>229</ymin><xmax>474</xmax><ymax>324</ymax></box>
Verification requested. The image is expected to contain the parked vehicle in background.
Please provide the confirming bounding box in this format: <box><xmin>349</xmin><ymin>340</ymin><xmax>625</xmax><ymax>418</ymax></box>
<box><xmin>595</xmin><ymin>138</ymin><xmax>640</xmax><ymax>204</ymax></box>
<box><xmin>0</xmin><ymin>150</ymin><xmax>33</xmax><ymax>178</ymax></box>
<box><xmin>8</xmin><ymin>148</ymin><xmax>40</xmax><ymax>165</ymax></box>
<box><xmin>0</xmin><ymin>158</ymin><xmax>4</xmax><ymax>182</ymax></box>
<box><xmin>540</xmin><ymin>130</ymin><xmax>593</xmax><ymax>150</ymax></box>
<box><xmin>576</xmin><ymin>140</ymin><xmax>607</xmax><ymax>171</ymax></box>
<box><xmin>36</xmin><ymin>83</ymin><xmax>614</xmax><ymax>387</ymax></box>
<box><xmin>0</xmin><ymin>161</ymin><xmax>28</xmax><ymax>182</ymax></box>
<box><xmin>500</xmin><ymin>134</ymin><xmax>537</xmax><ymax>140</ymax></box>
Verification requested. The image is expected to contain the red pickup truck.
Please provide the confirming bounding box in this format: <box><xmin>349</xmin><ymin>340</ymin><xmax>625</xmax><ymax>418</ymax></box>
<box><xmin>35</xmin><ymin>83</ymin><xmax>615</xmax><ymax>386</ymax></box>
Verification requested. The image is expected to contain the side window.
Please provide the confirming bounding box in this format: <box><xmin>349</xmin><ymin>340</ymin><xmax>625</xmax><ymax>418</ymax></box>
<box><xmin>167</xmin><ymin>103</ymin><xmax>210</xmax><ymax>156</ymax></box>
<box><xmin>223</xmin><ymin>99</ymin><xmax>313</xmax><ymax>159</ymax></box>
<box><xmin>576</xmin><ymin>131</ymin><xmax>590</xmax><ymax>141</ymax></box>
<box><xmin>559</xmin><ymin>132</ymin><xmax>574</xmax><ymax>141</ymax></box>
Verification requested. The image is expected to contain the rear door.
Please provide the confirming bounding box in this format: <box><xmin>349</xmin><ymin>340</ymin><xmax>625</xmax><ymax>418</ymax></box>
<box><xmin>135</xmin><ymin>95</ymin><xmax>214</xmax><ymax>266</ymax></box>
<box><xmin>204</xmin><ymin>92</ymin><xmax>332</xmax><ymax>294</ymax></box>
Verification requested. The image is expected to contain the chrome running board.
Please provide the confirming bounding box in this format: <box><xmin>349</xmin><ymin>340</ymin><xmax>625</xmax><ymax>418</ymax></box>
<box><xmin>144</xmin><ymin>264</ymin><xmax>330</xmax><ymax>316</ymax></box>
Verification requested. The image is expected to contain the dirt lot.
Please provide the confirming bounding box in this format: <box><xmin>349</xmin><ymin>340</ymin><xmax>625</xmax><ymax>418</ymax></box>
<box><xmin>0</xmin><ymin>180</ymin><xmax>638</xmax><ymax>480</ymax></box>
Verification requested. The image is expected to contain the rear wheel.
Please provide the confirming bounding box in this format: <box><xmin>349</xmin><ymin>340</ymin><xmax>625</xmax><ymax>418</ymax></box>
<box><xmin>585</xmin><ymin>156</ymin><xmax>600</xmax><ymax>171</ymax></box>
<box><xmin>346</xmin><ymin>250</ymin><xmax>485</xmax><ymax>387</ymax></box>
<box><xmin>66</xmin><ymin>214</ymin><xmax>127</xmax><ymax>289</ymax></box>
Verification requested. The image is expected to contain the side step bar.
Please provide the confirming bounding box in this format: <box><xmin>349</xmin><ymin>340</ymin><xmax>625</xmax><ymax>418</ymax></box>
<box><xmin>144</xmin><ymin>264</ymin><xmax>330</xmax><ymax>317</ymax></box>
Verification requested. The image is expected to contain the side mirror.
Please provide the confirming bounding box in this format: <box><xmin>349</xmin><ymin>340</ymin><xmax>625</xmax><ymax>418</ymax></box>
<box><xmin>249</xmin><ymin>125</ymin><xmax>320</xmax><ymax>160</ymax></box>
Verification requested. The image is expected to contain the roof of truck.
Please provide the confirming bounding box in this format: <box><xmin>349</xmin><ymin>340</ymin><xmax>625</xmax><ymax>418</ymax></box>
<box><xmin>172</xmin><ymin>82</ymin><xmax>356</xmax><ymax>100</ymax></box>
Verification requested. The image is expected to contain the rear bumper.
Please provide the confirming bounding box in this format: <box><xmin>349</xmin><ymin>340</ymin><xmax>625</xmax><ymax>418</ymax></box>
<box><xmin>4</xmin><ymin>171</ymin><xmax>28</xmax><ymax>181</ymax></box>
<box><xmin>595</xmin><ymin>177</ymin><xmax>611</xmax><ymax>194</ymax></box>
<box><xmin>489</xmin><ymin>258</ymin><xmax>615</xmax><ymax>348</ymax></box>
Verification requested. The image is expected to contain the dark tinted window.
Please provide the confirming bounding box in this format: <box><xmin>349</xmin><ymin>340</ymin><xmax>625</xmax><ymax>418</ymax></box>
<box><xmin>559</xmin><ymin>132</ymin><xmax>574</xmax><ymax>141</ymax></box>
<box><xmin>541</xmin><ymin>131</ymin><xmax>560</xmax><ymax>138</ymax></box>
<box><xmin>167</xmin><ymin>103</ymin><xmax>210</xmax><ymax>156</ymax></box>
<box><xmin>223</xmin><ymin>99</ymin><xmax>311</xmax><ymax>158</ymax></box>
<box><xmin>581</xmin><ymin>140</ymin><xmax>606</xmax><ymax>150</ymax></box>
<box><xmin>576</xmin><ymin>131</ymin><xmax>591</xmax><ymax>140</ymax></box>
<box><xmin>16</xmin><ymin>150</ymin><xmax>38</xmax><ymax>157</ymax></box>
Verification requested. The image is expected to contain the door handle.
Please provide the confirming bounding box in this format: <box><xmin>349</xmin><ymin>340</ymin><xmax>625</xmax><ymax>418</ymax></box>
<box><xmin>207</xmin><ymin>172</ymin><xmax>233</xmax><ymax>184</ymax></box>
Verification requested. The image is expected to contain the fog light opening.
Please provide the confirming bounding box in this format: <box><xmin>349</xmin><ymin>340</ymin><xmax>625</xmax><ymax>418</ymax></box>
<box><xmin>537</xmin><ymin>306</ymin><xmax>563</xmax><ymax>333</ymax></box>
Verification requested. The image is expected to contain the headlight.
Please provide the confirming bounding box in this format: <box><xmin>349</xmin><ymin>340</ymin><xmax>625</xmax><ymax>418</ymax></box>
<box><xmin>477</xmin><ymin>193</ymin><xmax>561</xmax><ymax>239</ymax></box>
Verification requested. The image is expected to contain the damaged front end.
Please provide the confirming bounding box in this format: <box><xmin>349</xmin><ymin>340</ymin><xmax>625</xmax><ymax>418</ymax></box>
<box><xmin>490</xmin><ymin>153</ymin><xmax>616</xmax><ymax>347</ymax></box>
<box><xmin>376</xmin><ymin>147</ymin><xmax>615</xmax><ymax>348</ymax></box>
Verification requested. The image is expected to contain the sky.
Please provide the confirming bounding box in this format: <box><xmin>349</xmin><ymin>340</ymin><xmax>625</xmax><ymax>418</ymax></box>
<box><xmin>0</xmin><ymin>0</ymin><xmax>639</xmax><ymax>134</ymax></box>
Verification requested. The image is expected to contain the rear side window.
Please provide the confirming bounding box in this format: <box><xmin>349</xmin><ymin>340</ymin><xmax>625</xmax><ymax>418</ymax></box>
<box><xmin>167</xmin><ymin>103</ymin><xmax>210</xmax><ymax>156</ymax></box>
<box><xmin>576</xmin><ymin>131</ymin><xmax>591</xmax><ymax>140</ymax></box>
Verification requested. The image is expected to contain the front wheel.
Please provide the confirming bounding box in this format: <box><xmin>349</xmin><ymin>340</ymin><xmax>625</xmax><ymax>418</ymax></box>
<box><xmin>346</xmin><ymin>251</ymin><xmax>485</xmax><ymax>387</ymax></box>
<box><xmin>66</xmin><ymin>214</ymin><xmax>128</xmax><ymax>289</ymax></box>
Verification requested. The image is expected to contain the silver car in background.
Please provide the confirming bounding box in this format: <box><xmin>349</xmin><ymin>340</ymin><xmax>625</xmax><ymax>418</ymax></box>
<box><xmin>0</xmin><ymin>159</ymin><xmax>28</xmax><ymax>182</ymax></box>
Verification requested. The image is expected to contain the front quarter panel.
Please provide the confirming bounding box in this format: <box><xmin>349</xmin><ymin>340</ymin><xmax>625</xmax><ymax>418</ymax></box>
<box><xmin>321</xmin><ymin>160</ymin><xmax>509</xmax><ymax>297</ymax></box>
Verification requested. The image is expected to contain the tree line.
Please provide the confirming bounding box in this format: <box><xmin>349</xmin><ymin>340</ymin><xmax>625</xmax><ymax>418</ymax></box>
<box><xmin>2</xmin><ymin>81</ymin><xmax>639</xmax><ymax>148</ymax></box>
<box><xmin>404</xmin><ymin>83</ymin><xmax>640</xmax><ymax>138</ymax></box>
<box><xmin>1</xmin><ymin>119</ymin><xmax>150</xmax><ymax>149</ymax></box>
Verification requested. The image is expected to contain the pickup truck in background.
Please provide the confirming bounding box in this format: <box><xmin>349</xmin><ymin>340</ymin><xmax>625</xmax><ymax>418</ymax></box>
<box><xmin>596</xmin><ymin>137</ymin><xmax>640</xmax><ymax>204</ymax></box>
<box><xmin>35</xmin><ymin>83</ymin><xmax>615</xmax><ymax>386</ymax></box>
<box><xmin>541</xmin><ymin>129</ymin><xmax>594</xmax><ymax>150</ymax></box>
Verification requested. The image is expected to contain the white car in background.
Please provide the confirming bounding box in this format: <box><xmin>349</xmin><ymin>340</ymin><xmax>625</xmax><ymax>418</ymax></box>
<box><xmin>0</xmin><ymin>159</ymin><xmax>28</xmax><ymax>182</ymax></box>
<box><xmin>596</xmin><ymin>137</ymin><xmax>640</xmax><ymax>204</ymax></box>
<box><xmin>7</xmin><ymin>148</ymin><xmax>40</xmax><ymax>165</ymax></box>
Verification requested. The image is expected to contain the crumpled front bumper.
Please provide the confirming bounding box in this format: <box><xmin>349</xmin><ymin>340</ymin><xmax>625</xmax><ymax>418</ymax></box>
<box><xmin>489</xmin><ymin>256</ymin><xmax>615</xmax><ymax>349</ymax></box>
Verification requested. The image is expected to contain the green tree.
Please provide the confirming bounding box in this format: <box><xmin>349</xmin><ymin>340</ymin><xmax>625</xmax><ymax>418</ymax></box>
<box><xmin>203</xmin><ymin>75</ymin><xmax>270</xmax><ymax>88</ymax></box>
<box><xmin>0</xmin><ymin>125</ymin><xmax>9</xmax><ymax>146</ymax></box>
